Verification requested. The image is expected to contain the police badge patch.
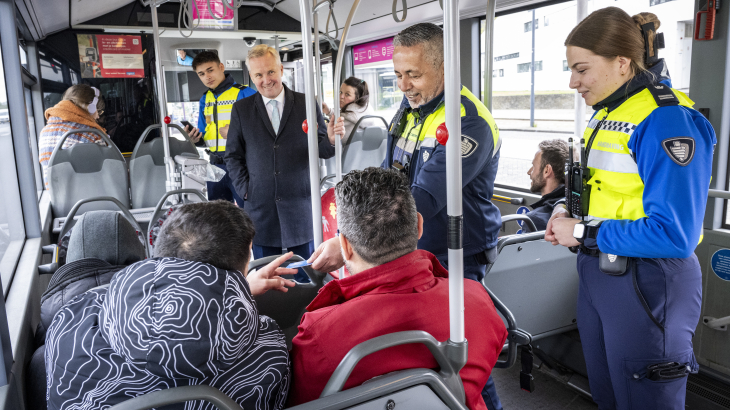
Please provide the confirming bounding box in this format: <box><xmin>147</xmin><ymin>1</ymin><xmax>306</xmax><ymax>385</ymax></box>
<box><xmin>461</xmin><ymin>135</ymin><xmax>478</xmax><ymax>158</ymax></box>
<box><xmin>661</xmin><ymin>137</ymin><xmax>695</xmax><ymax>166</ymax></box>
<box><xmin>422</xmin><ymin>150</ymin><xmax>430</xmax><ymax>163</ymax></box>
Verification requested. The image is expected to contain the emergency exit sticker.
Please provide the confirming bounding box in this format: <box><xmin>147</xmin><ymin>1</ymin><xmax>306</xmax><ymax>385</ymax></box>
<box><xmin>711</xmin><ymin>249</ymin><xmax>730</xmax><ymax>281</ymax></box>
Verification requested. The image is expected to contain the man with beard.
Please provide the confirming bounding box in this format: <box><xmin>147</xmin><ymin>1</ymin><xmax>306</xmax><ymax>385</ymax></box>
<box><xmin>525</xmin><ymin>139</ymin><xmax>568</xmax><ymax>232</ymax></box>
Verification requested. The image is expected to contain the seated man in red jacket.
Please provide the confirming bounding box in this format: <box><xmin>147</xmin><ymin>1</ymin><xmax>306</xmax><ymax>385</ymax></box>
<box><xmin>288</xmin><ymin>167</ymin><xmax>508</xmax><ymax>409</ymax></box>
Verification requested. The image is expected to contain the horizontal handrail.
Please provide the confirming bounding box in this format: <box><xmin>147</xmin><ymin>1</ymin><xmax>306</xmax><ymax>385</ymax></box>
<box><xmin>709</xmin><ymin>189</ymin><xmax>730</xmax><ymax>200</ymax></box>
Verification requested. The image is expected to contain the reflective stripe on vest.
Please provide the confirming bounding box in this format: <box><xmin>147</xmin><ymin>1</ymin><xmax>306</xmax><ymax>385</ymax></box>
<box><xmin>584</xmin><ymin>87</ymin><xmax>694</xmax><ymax>221</ymax></box>
<box><xmin>203</xmin><ymin>87</ymin><xmax>240</xmax><ymax>152</ymax></box>
<box><xmin>403</xmin><ymin>86</ymin><xmax>500</xmax><ymax>154</ymax></box>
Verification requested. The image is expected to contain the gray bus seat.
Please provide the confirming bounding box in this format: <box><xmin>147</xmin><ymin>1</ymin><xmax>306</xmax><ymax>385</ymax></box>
<box><xmin>484</xmin><ymin>231</ymin><xmax>579</xmax><ymax>342</ymax></box>
<box><xmin>249</xmin><ymin>254</ymin><xmax>325</xmax><ymax>349</ymax></box>
<box><xmin>287</xmin><ymin>331</ymin><xmax>468</xmax><ymax>410</ymax></box>
<box><xmin>108</xmin><ymin>385</ymin><xmax>242</xmax><ymax>410</ymax></box>
<box><xmin>147</xmin><ymin>189</ymin><xmax>208</xmax><ymax>254</ymax></box>
<box><xmin>322</xmin><ymin>116</ymin><xmax>389</xmax><ymax>192</ymax></box>
<box><xmin>47</xmin><ymin>129</ymin><xmax>129</xmax><ymax>217</ymax></box>
<box><xmin>129</xmin><ymin>124</ymin><xmax>198</xmax><ymax>209</ymax></box>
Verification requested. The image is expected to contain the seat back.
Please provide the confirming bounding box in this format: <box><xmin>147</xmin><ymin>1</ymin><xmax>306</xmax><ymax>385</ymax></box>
<box><xmin>129</xmin><ymin>124</ymin><xmax>198</xmax><ymax>209</ymax></box>
<box><xmin>342</xmin><ymin>126</ymin><xmax>388</xmax><ymax>173</ymax></box>
<box><xmin>484</xmin><ymin>232</ymin><xmax>579</xmax><ymax>341</ymax></box>
<box><xmin>47</xmin><ymin>129</ymin><xmax>129</xmax><ymax>217</ymax></box>
<box><xmin>250</xmin><ymin>255</ymin><xmax>325</xmax><ymax>349</ymax></box>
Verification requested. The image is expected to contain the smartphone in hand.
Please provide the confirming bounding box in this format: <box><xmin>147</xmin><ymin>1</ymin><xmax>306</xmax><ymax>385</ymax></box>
<box><xmin>180</xmin><ymin>120</ymin><xmax>192</xmax><ymax>130</ymax></box>
<box><xmin>287</xmin><ymin>260</ymin><xmax>312</xmax><ymax>269</ymax></box>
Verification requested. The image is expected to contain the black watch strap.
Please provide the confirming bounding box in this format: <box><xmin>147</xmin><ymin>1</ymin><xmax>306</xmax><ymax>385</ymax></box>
<box><xmin>585</xmin><ymin>220</ymin><xmax>603</xmax><ymax>240</ymax></box>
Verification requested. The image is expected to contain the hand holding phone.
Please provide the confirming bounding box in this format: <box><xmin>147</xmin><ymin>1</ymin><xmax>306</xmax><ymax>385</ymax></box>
<box><xmin>287</xmin><ymin>260</ymin><xmax>312</xmax><ymax>269</ymax></box>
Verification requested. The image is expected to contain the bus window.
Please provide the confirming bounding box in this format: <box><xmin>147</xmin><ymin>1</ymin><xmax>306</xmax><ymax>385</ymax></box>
<box><xmin>353</xmin><ymin>37</ymin><xmax>403</xmax><ymax>121</ymax></box>
<box><xmin>481</xmin><ymin>0</ymin><xmax>695</xmax><ymax>190</ymax></box>
<box><xmin>0</xmin><ymin>41</ymin><xmax>27</xmax><ymax>273</ymax></box>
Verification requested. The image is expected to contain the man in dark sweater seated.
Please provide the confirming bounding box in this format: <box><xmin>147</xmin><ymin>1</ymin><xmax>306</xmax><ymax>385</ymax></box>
<box><xmin>288</xmin><ymin>168</ymin><xmax>508</xmax><ymax>410</ymax></box>
<box><xmin>525</xmin><ymin>139</ymin><xmax>569</xmax><ymax>232</ymax></box>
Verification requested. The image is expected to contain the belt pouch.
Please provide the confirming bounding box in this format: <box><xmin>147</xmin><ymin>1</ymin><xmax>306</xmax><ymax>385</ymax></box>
<box><xmin>598</xmin><ymin>251</ymin><xmax>628</xmax><ymax>275</ymax></box>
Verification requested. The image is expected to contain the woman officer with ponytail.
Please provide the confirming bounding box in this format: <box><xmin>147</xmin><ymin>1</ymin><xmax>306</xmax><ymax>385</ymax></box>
<box><xmin>545</xmin><ymin>7</ymin><xmax>716</xmax><ymax>410</ymax></box>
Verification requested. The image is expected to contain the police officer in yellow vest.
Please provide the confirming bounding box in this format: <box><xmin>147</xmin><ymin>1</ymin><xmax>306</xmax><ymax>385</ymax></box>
<box><xmin>546</xmin><ymin>9</ymin><xmax>715</xmax><ymax>409</ymax></box>
<box><xmin>184</xmin><ymin>51</ymin><xmax>255</xmax><ymax>205</ymax></box>
<box><xmin>323</xmin><ymin>23</ymin><xmax>505</xmax><ymax>410</ymax></box>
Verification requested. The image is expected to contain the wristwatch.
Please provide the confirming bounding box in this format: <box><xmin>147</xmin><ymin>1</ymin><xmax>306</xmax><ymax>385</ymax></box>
<box><xmin>573</xmin><ymin>220</ymin><xmax>603</xmax><ymax>244</ymax></box>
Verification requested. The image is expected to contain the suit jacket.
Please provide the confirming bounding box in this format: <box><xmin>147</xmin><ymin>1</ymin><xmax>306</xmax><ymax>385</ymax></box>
<box><xmin>225</xmin><ymin>85</ymin><xmax>334</xmax><ymax>247</ymax></box>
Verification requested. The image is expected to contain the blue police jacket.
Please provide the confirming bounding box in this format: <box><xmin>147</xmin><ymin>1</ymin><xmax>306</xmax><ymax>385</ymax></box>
<box><xmin>382</xmin><ymin>90</ymin><xmax>501</xmax><ymax>261</ymax></box>
<box><xmin>585</xmin><ymin>60</ymin><xmax>716</xmax><ymax>258</ymax></box>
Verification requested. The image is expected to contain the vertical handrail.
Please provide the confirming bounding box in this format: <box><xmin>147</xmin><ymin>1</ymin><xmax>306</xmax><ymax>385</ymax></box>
<box><xmin>299</xmin><ymin>0</ymin><xmax>325</xmax><ymax>248</ymax></box>
<box><xmin>151</xmin><ymin>2</ymin><xmax>174</xmax><ymax>192</ymax></box>
<box><xmin>444</xmin><ymin>0</ymin><xmax>464</xmax><ymax>346</ymax></box>
<box><xmin>712</xmin><ymin>0</ymin><xmax>730</xmax><ymax>228</ymax></box>
<box><xmin>314</xmin><ymin>13</ymin><xmax>324</xmax><ymax>111</ymax></box>
<box><xmin>482</xmin><ymin>0</ymin><xmax>495</xmax><ymax>110</ymax></box>
<box><xmin>574</xmin><ymin>0</ymin><xmax>588</xmax><ymax>138</ymax></box>
<box><xmin>332</xmin><ymin>0</ymin><xmax>363</xmax><ymax>184</ymax></box>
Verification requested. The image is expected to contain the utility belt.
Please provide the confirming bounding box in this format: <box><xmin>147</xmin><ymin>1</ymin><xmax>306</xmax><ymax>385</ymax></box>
<box><xmin>206</xmin><ymin>149</ymin><xmax>225</xmax><ymax>165</ymax></box>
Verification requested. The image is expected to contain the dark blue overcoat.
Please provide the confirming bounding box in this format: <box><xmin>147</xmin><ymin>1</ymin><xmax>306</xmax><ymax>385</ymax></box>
<box><xmin>225</xmin><ymin>85</ymin><xmax>334</xmax><ymax>247</ymax></box>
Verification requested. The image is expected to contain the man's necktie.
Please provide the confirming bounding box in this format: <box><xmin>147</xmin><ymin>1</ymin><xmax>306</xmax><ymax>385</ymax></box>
<box><xmin>269</xmin><ymin>99</ymin><xmax>280</xmax><ymax>133</ymax></box>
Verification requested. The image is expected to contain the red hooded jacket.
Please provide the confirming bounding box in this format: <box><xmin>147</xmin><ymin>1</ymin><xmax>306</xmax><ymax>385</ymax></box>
<box><xmin>288</xmin><ymin>250</ymin><xmax>508</xmax><ymax>409</ymax></box>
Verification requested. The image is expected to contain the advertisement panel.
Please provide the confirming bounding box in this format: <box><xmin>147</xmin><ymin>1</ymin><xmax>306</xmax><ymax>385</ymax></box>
<box><xmin>77</xmin><ymin>34</ymin><xmax>145</xmax><ymax>78</ymax></box>
<box><xmin>353</xmin><ymin>37</ymin><xmax>394</xmax><ymax>67</ymax></box>
<box><xmin>193</xmin><ymin>0</ymin><xmax>235</xmax><ymax>30</ymax></box>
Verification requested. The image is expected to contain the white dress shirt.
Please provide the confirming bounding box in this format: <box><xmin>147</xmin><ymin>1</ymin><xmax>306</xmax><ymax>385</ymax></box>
<box><xmin>261</xmin><ymin>87</ymin><xmax>286</xmax><ymax>126</ymax></box>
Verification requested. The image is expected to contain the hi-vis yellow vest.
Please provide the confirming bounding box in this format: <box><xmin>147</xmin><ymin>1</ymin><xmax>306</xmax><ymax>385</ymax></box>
<box><xmin>203</xmin><ymin>86</ymin><xmax>241</xmax><ymax>152</ymax></box>
<box><xmin>402</xmin><ymin>86</ymin><xmax>501</xmax><ymax>152</ymax></box>
<box><xmin>584</xmin><ymin>87</ymin><xmax>694</xmax><ymax>221</ymax></box>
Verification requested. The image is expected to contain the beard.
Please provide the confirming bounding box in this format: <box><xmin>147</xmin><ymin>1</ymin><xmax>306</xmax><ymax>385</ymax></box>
<box><xmin>530</xmin><ymin>174</ymin><xmax>545</xmax><ymax>194</ymax></box>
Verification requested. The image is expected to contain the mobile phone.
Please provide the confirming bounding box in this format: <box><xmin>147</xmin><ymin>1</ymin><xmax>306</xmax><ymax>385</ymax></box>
<box><xmin>287</xmin><ymin>260</ymin><xmax>312</xmax><ymax>269</ymax></box>
<box><xmin>180</xmin><ymin>120</ymin><xmax>192</xmax><ymax>129</ymax></box>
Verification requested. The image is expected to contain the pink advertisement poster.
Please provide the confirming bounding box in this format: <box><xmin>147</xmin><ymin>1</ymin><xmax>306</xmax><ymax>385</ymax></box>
<box><xmin>77</xmin><ymin>34</ymin><xmax>144</xmax><ymax>78</ymax></box>
<box><xmin>193</xmin><ymin>0</ymin><xmax>235</xmax><ymax>30</ymax></box>
<box><xmin>353</xmin><ymin>37</ymin><xmax>394</xmax><ymax>66</ymax></box>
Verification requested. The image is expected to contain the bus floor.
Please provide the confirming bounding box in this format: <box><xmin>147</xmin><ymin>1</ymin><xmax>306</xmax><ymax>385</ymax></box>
<box><xmin>490</xmin><ymin>354</ymin><xmax>598</xmax><ymax>409</ymax></box>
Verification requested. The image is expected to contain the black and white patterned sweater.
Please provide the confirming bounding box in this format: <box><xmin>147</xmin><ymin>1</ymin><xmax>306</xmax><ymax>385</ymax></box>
<box><xmin>45</xmin><ymin>257</ymin><xmax>290</xmax><ymax>410</ymax></box>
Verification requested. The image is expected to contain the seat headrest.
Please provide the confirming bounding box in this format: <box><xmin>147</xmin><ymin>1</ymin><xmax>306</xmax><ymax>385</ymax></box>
<box><xmin>66</xmin><ymin>211</ymin><xmax>146</xmax><ymax>265</ymax></box>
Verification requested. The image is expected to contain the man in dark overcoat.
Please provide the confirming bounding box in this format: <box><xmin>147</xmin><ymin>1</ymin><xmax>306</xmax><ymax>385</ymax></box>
<box><xmin>225</xmin><ymin>44</ymin><xmax>336</xmax><ymax>282</ymax></box>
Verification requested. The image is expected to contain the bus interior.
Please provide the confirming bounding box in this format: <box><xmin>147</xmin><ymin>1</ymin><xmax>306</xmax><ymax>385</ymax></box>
<box><xmin>0</xmin><ymin>0</ymin><xmax>729</xmax><ymax>409</ymax></box>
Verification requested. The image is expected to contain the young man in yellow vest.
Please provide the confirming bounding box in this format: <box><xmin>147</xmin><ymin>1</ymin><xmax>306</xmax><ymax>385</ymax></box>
<box><xmin>184</xmin><ymin>51</ymin><xmax>256</xmax><ymax>206</ymax></box>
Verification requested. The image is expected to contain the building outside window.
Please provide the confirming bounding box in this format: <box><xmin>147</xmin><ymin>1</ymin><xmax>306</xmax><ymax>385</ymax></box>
<box><xmin>353</xmin><ymin>37</ymin><xmax>403</xmax><ymax>121</ymax></box>
<box><xmin>482</xmin><ymin>0</ymin><xmax>695</xmax><ymax>189</ymax></box>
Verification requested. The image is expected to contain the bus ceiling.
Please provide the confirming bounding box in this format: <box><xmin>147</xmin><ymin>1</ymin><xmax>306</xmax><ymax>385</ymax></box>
<box><xmin>17</xmin><ymin>0</ymin><xmax>561</xmax><ymax>43</ymax></box>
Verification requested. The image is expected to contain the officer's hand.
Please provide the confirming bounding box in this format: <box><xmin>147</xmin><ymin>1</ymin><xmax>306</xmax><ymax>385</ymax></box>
<box><xmin>327</xmin><ymin>117</ymin><xmax>346</xmax><ymax>145</ymax></box>
<box><xmin>308</xmin><ymin>237</ymin><xmax>345</xmax><ymax>272</ymax></box>
<box><xmin>185</xmin><ymin>125</ymin><xmax>202</xmax><ymax>143</ymax></box>
<box><xmin>544</xmin><ymin>207</ymin><xmax>569</xmax><ymax>245</ymax></box>
<box><xmin>246</xmin><ymin>252</ymin><xmax>297</xmax><ymax>296</ymax></box>
<box><xmin>550</xmin><ymin>217</ymin><xmax>582</xmax><ymax>248</ymax></box>
<box><xmin>219</xmin><ymin>124</ymin><xmax>230</xmax><ymax>139</ymax></box>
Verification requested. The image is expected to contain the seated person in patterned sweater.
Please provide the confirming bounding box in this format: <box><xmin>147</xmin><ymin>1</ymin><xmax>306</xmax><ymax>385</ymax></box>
<box><xmin>38</xmin><ymin>84</ymin><xmax>106</xmax><ymax>188</ymax></box>
<box><xmin>288</xmin><ymin>168</ymin><xmax>508</xmax><ymax>410</ymax></box>
<box><xmin>45</xmin><ymin>201</ymin><xmax>297</xmax><ymax>410</ymax></box>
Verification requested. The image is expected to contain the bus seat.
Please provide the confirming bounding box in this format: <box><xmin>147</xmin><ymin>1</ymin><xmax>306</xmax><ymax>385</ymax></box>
<box><xmin>341</xmin><ymin>126</ymin><xmax>388</xmax><ymax>173</ymax></box>
<box><xmin>287</xmin><ymin>331</ymin><xmax>468</xmax><ymax>410</ymax></box>
<box><xmin>129</xmin><ymin>124</ymin><xmax>198</xmax><ymax>209</ymax></box>
<box><xmin>249</xmin><ymin>254</ymin><xmax>325</xmax><ymax>349</ymax></box>
<box><xmin>47</xmin><ymin>129</ymin><xmax>129</xmax><ymax>217</ymax></box>
<box><xmin>484</xmin><ymin>231</ymin><xmax>579</xmax><ymax>342</ymax></box>
<box><xmin>146</xmin><ymin>189</ymin><xmax>208</xmax><ymax>254</ymax></box>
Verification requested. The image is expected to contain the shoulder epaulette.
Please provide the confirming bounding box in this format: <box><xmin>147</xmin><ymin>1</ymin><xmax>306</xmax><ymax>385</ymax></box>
<box><xmin>646</xmin><ymin>83</ymin><xmax>679</xmax><ymax>107</ymax></box>
<box><xmin>232</xmin><ymin>84</ymin><xmax>247</xmax><ymax>90</ymax></box>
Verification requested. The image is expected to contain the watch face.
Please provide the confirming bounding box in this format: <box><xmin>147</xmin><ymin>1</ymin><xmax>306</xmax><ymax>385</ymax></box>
<box><xmin>573</xmin><ymin>223</ymin><xmax>586</xmax><ymax>239</ymax></box>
